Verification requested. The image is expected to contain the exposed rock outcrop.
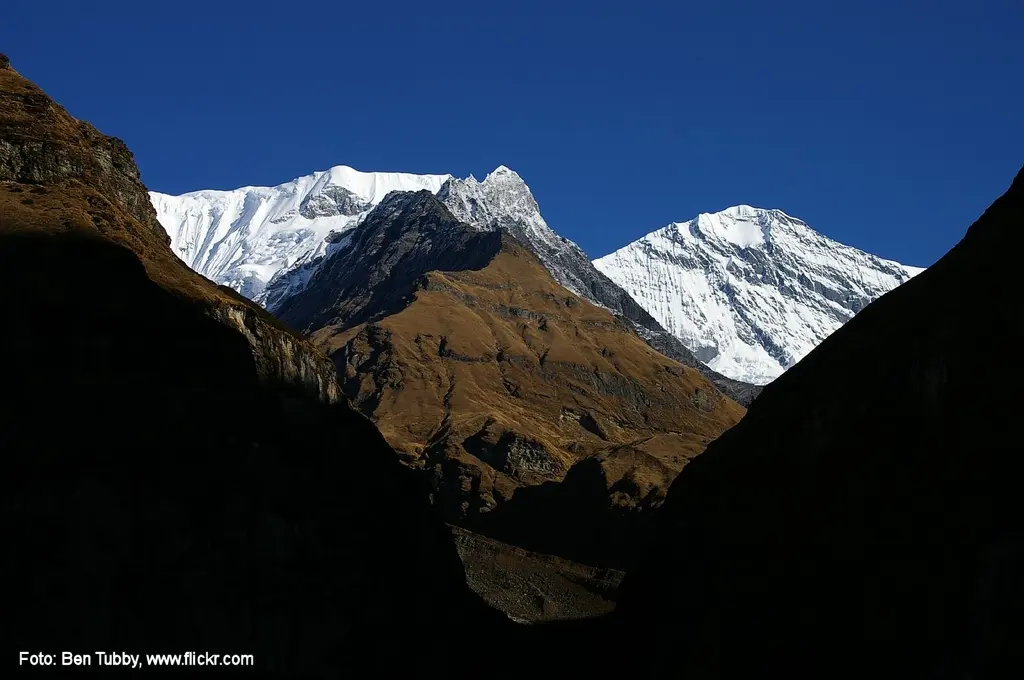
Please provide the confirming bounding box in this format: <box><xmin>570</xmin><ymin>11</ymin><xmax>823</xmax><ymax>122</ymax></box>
<box><xmin>451</xmin><ymin>526</ymin><xmax>624</xmax><ymax>622</ymax></box>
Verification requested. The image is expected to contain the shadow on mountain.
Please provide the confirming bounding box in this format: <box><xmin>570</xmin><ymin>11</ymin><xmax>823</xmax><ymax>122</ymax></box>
<box><xmin>473</xmin><ymin>456</ymin><xmax>659</xmax><ymax>570</ymax></box>
<box><xmin>275</xmin><ymin>190</ymin><xmax>504</xmax><ymax>334</ymax></box>
<box><xmin>0</xmin><ymin>231</ymin><xmax>504</xmax><ymax>676</ymax></box>
<box><xmin>0</xmin><ymin>56</ymin><xmax>503</xmax><ymax>677</ymax></box>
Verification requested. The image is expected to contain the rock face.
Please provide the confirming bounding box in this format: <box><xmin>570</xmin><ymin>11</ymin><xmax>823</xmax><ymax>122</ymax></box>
<box><xmin>611</xmin><ymin>168</ymin><xmax>1024</xmax><ymax>678</ymax></box>
<box><xmin>0</xmin><ymin>58</ymin><xmax>501</xmax><ymax>676</ymax></box>
<box><xmin>594</xmin><ymin>205</ymin><xmax>924</xmax><ymax>385</ymax></box>
<box><xmin>276</xmin><ymin>190</ymin><xmax>503</xmax><ymax>332</ymax></box>
<box><xmin>278</xmin><ymin>190</ymin><xmax>745</xmax><ymax>568</ymax></box>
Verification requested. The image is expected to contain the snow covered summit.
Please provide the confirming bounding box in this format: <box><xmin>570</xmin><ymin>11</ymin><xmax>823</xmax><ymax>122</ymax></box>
<box><xmin>593</xmin><ymin>206</ymin><xmax>924</xmax><ymax>385</ymax></box>
<box><xmin>150</xmin><ymin>166</ymin><xmax>451</xmax><ymax>298</ymax></box>
<box><xmin>436</xmin><ymin>167</ymin><xmax>591</xmax><ymax>296</ymax></box>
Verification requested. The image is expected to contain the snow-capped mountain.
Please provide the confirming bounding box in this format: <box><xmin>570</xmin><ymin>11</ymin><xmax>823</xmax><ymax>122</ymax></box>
<box><xmin>150</xmin><ymin>165</ymin><xmax>763</xmax><ymax>404</ymax></box>
<box><xmin>254</xmin><ymin>165</ymin><xmax>581</xmax><ymax>313</ymax></box>
<box><xmin>593</xmin><ymin>205</ymin><xmax>925</xmax><ymax>385</ymax></box>
<box><xmin>150</xmin><ymin>166</ymin><xmax>451</xmax><ymax>298</ymax></box>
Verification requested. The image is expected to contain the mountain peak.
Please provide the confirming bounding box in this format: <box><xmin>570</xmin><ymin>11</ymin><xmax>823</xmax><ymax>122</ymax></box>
<box><xmin>594</xmin><ymin>208</ymin><xmax>924</xmax><ymax>385</ymax></box>
<box><xmin>700</xmin><ymin>205</ymin><xmax>800</xmax><ymax>224</ymax></box>
<box><xmin>438</xmin><ymin>167</ymin><xmax>567</xmax><ymax>255</ymax></box>
<box><xmin>699</xmin><ymin>205</ymin><xmax>806</xmax><ymax>225</ymax></box>
<box><xmin>719</xmin><ymin>204</ymin><xmax>762</xmax><ymax>217</ymax></box>
<box><xmin>688</xmin><ymin>209</ymin><xmax>770</xmax><ymax>249</ymax></box>
<box><xmin>660</xmin><ymin>205</ymin><xmax>820</xmax><ymax>253</ymax></box>
<box><xmin>483</xmin><ymin>164</ymin><xmax>524</xmax><ymax>184</ymax></box>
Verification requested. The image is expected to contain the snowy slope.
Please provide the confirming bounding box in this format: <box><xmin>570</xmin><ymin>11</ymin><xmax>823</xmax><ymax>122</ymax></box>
<box><xmin>593</xmin><ymin>206</ymin><xmax>925</xmax><ymax>385</ymax></box>
<box><xmin>150</xmin><ymin>166</ymin><xmax>451</xmax><ymax>299</ymax></box>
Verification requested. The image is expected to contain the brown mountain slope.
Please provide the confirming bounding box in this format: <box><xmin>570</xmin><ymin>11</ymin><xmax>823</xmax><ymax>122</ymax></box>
<box><xmin>0</xmin><ymin>55</ymin><xmax>504</xmax><ymax>675</ymax></box>
<box><xmin>0</xmin><ymin>54</ymin><xmax>320</xmax><ymax>366</ymax></box>
<box><xmin>298</xmin><ymin>197</ymin><xmax>745</xmax><ymax>566</ymax></box>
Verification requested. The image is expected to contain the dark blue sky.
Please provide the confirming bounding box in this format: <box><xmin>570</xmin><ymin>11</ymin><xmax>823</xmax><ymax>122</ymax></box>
<box><xmin>3</xmin><ymin>0</ymin><xmax>1021</xmax><ymax>265</ymax></box>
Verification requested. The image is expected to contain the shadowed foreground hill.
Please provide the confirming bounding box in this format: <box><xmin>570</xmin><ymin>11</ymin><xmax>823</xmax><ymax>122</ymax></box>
<box><xmin>492</xmin><ymin>169</ymin><xmax>1024</xmax><ymax>679</ymax></box>
<box><xmin>604</xmin><ymin>166</ymin><xmax>1024</xmax><ymax>678</ymax></box>
<box><xmin>0</xmin><ymin>56</ymin><xmax>502</xmax><ymax>676</ymax></box>
<box><xmin>276</xmin><ymin>190</ymin><xmax>745</xmax><ymax>568</ymax></box>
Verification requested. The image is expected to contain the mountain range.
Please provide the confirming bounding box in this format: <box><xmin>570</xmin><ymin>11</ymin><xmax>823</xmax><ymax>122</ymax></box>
<box><xmin>153</xmin><ymin>166</ymin><xmax>922</xmax><ymax>391</ymax></box>
<box><xmin>5</xmin><ymin>50</ymin><xmax>1020</xmax><ymax>677</ymax></box>
<box><xmin>150</xmin><ymin>159</ymin><xmax>924</xmax><ymax>569</ymax></box>
<box><xmin>148</xmin><ymin>129</ymin><xmax>935</xmax><ymax>606</ymax></box>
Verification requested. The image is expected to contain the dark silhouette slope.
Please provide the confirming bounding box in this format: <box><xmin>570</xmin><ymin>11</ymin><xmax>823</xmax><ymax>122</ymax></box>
<box><xmin>611</xmin><ymin>166</ymin><xmax>1024</xmax><ymax>678</ymax></box>
<box><xmin>0</xmin><ymin>55</ymin><xmax>502</xmax><ymax>676</ymax></box>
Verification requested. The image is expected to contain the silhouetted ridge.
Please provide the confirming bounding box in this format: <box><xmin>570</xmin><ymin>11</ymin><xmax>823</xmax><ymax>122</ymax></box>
<box><xmin>612</xmin><ymin>165</ymin><xmax>1024</xmax><ymax>679</ymax></box>
<box><xmin>0</xmin><ymin>56</ymin><xmax>504</xmax><ymax>677</ymax></box>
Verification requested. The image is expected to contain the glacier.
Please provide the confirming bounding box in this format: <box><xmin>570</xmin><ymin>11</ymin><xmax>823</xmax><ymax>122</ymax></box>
<box><xmin>593</xmin><ymin>205</ymin><xmax>924</xmax><ymax>385</ymax></box>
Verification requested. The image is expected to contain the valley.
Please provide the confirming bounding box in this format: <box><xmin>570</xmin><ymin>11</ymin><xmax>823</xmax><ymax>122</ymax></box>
<box><xmin>4</xmin><ymin>42</ymin><xmax>1019</xmax><ymax>678</ymax></box>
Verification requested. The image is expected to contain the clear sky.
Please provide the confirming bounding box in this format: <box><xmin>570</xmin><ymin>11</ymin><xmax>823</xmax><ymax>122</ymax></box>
<box><xmin>3</xmin><ymin>0</ymin><xmax>1021</xmax><ymax>266</ymax></box>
